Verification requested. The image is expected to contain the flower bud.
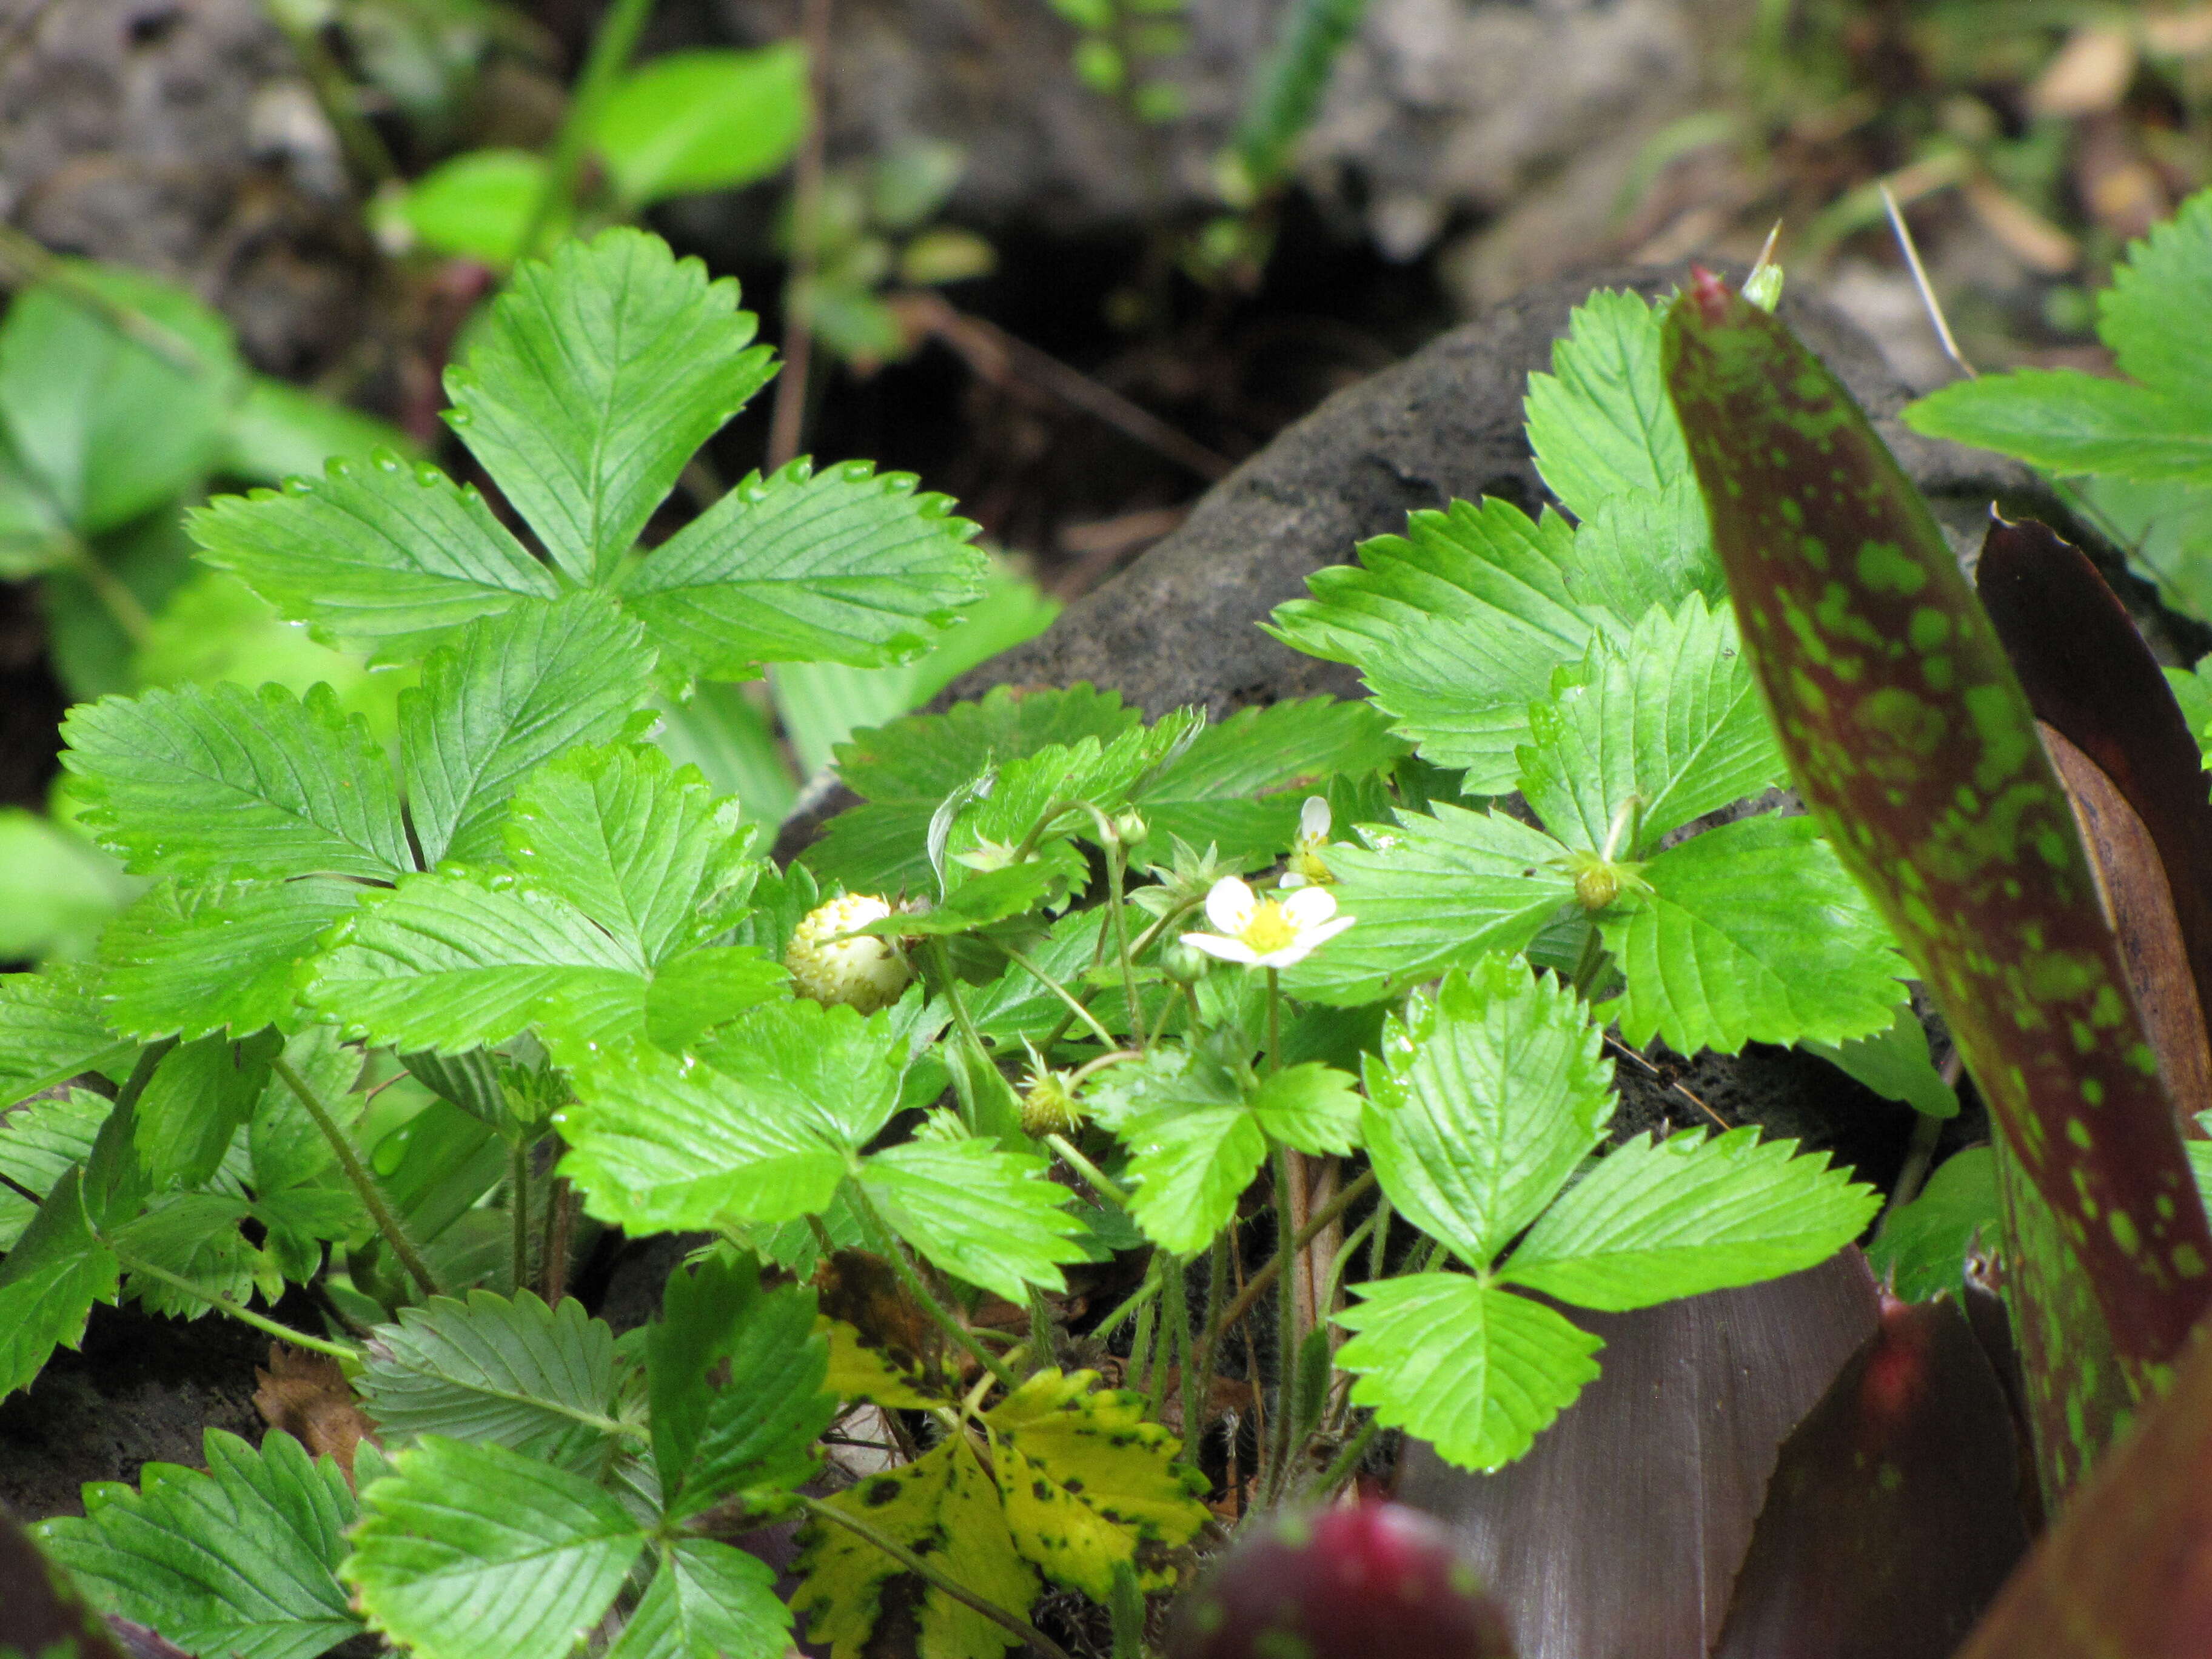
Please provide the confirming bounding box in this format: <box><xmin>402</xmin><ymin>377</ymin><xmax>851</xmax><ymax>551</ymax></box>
<box><xmin>785</xmin><ymin>894</ymin><xmax>913</xmax><ymax>1013</ymax></box>
<box><xmin>1162</xmin><ymin>939</ymin><xmax>1214</xmax><ymax>984</ymax></box>
<box><xmin>1574</xmin><ymin>863</ymin><xmax>1621</xmax><ymax>911</ymax></box>
<box><xmin>1112</xmin><ymin>809</ymin><xmax>1150</xmax><ymax>849</ymax></box>
<box><xmin>1020</xmin><ymin>1072</ymin><xmax>1085</xmax><ymax>1139</ymax></box>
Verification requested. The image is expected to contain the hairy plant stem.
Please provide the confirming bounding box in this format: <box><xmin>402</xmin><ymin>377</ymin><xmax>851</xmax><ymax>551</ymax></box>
<box><xmin>1128</xmin><ymin>1258</ymin><xmax>1161</xmax><ymax>1402</ymax></box>
<box><xmin>1045</xmin><ymin>1134</ymin><xmax>1129</xmax><ymax>1208</ymax></box>
<box><xmin>1089</xmin><ymin>1268</ymin><xmax>1164</xmax><ymax>1345</ymax></box>
<box><xmin>1202</xmin><ymin>1168</ymin><xmax>1377</xmax><ymax>1349</ymax></box>
<box><xmin>849</xmin><ymin>1182</ymin><xmax>1017</xmax><ymax>1391</ymax></box>
<box><xmin>509</xmin><ymin>1139</ymin><xmax>532</xmax><ymax>1296</ymax></box>
<box><xmin>1266</xmin><ymin>1145</ymin><xmax>1301</xmax><ymax>1499</ymax></box>
<box><xmin>1882</xmin><ymin>1107</ymin><xmax>1948</xmax><ymax>1230</ymax></box>
<box><xmin>795</xmin><ymin>1494</ymin><xmax>1078</xmax><ymax>1659</ymax></box>
<box><xmin>540</xmin><ymin>1174</ymin><xmax>577</xmax><ymax>1304</ymax></box>
<box><xmin>519</xmin><ymin>0</ymin><xmax>657</xmax><ymax>260</ymax></box>
<box><xmin>273</xmin><ymin>1055</ymin><xmax>444</xmax><ymax>1301</ymax></box>
<box><xmin>110</xmin><ymin>1245</ymin><xmax>357</xmax><ymax>1362</ymax></box>
<box><xmin>1078</xmin><ymin>805</ymin><xmax>1144</xmax><ymax>1045</ymax></box>
<box><xmin>1304</xmin><ymin>1413</ymin><xmax>1380</xmax><ymax>1502</ymax></box>
<box><xmin>1190</xmin><ymin>1235</ymin><xmax>1227</xmax><ymax>1454</ymax></box>
<box><xmin>1264</xmin><ymin>967</ymin><xmax>1281</xmax><ymax>1073</ymax></box>
<box><xmin>1161</xmin><ymin>1252</ymin><xmax>1194</xmax><ymax>1420</ymax></box>
<box><xmin>998</xmin><ymin>941</ymin><xmax>1118</xmax><ymax>1049</ymax></box>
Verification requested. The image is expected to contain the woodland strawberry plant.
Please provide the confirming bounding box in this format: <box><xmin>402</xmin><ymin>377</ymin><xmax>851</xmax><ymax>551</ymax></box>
<box><xmin>0</xmin><ymin>228</ymin><xmax>2016</xmax><ymax>1659</ymax></box>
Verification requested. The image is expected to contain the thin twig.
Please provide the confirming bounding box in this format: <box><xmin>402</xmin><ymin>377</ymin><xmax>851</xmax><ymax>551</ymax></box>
<box><xmin>539</xmin><ymin>1175</ymin><xmax>576</xmax><ymax>1304</ymax></box>
<box><xmin>274</xmin><ymin>1054</ymin><xmax>444</xmax><ymax>1301</ymax></box>
<box><xmin>766</xmin><ymin>0</ymin><xmax>835</xmax><ymax>468</ymax></box>
<box><xmin>894</xmin><ymin>290</ymin><xmax>1233</xmax><ymax>481</ymax></box>
<box><xmin>1880</xmin><ymin>183</ymin><xmax>1976</xmax><ymax>380</ymax></box>
<box><xmin>796</xmin><ymin>1493</ymin><xmax>1079</xmax><ymax>1659</ymax></box>
<box><xmin>0</xmin><ymin>223</ymin><xmax>208</xmax><ymax>374</ymax></box>
<box><xmin>1204</xmin><ymin>1168</ymin><xmax>1378</xmax><ymax>1347</ymax></box>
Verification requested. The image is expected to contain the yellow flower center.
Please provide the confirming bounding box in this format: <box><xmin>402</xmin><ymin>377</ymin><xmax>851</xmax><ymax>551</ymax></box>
<box><xmin>1240</xmin><ymin>900</ymin><xmax>1301</xmax><ymax>956</ymax></box>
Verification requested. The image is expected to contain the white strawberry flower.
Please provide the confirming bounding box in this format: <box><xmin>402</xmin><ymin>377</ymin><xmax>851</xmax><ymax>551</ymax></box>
<box><xmin>1180</xmin><ymin>876</ymin><xmax>1355</xmax><ymax>970</ymax></box>
<box><xmin>1280</xmin><ymin>794</ymin><xmax>1336</xmax><ymax>889</ymax></box>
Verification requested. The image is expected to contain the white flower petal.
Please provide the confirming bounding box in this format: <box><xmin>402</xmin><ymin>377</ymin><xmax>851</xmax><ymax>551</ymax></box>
<box><xmin>1252</xmin><ymin>940</ymin><xmax>1317</xmax><ymax>968</ymax></box>
<box><xmin>1299</xmin><ymin>796</ymin><xmax>1332</xmax><ymax>839</ymax></box>
<box><xmin>1304</xmin><ymin>914</ymin><xmax>1358</xmax><ymax>946</ymax></box>
<box><xmin>1281</xmin><ymin>886</ymin><xmax>1338</xmax><ymax>928</ymax></box>
<box><xmin>1278</xmin><ymin>873</ymin><xmax>1310</xmax><ymax>890</ymax></box>
<box><xmin>1204</xmin><ymin>877</ymin><xmax>1256</xmax><ymax>935</ymax></box>
<box><xmin>1181</xmin><ymin>931</ymin><xmax>1260</xmax><ymax>965</ymax></box>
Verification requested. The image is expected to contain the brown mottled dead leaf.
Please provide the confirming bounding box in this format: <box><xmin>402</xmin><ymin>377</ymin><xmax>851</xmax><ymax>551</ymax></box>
<box><xmin>253</xmin><ymin>1345</ymin><xmax>375</xmax><ymax>1482</ymax></box>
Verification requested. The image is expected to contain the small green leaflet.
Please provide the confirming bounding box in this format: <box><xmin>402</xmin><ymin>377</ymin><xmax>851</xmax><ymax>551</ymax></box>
<box><xmin>189</xmin><ymin>451</ymin><xmax>558</xmax><ymax>656</ymax></box>
<box><xmin>647</xmin><ymin>1254</ymin><xmax>833</xmax><ymax>1522</ymax></box>
<box><xmin>0</xmin><ymin>1167</ymin><xmax>121</xmax><ymax>1399</ymax></box>
<box><xmin>62</xmin><ymin>679</ymin><xmax>412</xmax><ymax>882</ymax></box>
<box><xmin>1805</xmin><ymin>1001</ymin><xmax>1958</xmax><ymax>1121</ymax></box>
<box><xmin>618</xmin><ymin>458</ymin><xmax>987</xmax><ymax>677</ymax></box>
<box><xmin>358</xmin><ymin>1289</ymin><xmax>623</xmax><ymax>1454</ymax></box>
<box><xmin>401</xmin><ymin>593</ymin><xmax>659</xmax><ymax>868</ymax></box>
<box><xmin>0</xmin><ymin>966</ymin><xmax>133</xmax><ymax>1108</ymax></box>
<box><xmin>1281</xmin><ymin>805</ymin><xmax>1577</xmax><ymax>1007</ymax></box>
<box><xmin>1336</xmin><ymin>1273</ymin><xmax>1601</xmax><ymax>1473</ymax></box>
<box><xmin>38</xmin><ymin>1430</ymin><xmax>360</xmax><ymax>1659</ymax></box>
<box><xmin>1361</xmin><ymin>958</ymin><xmax>1613</xmax><ymax>1267</ymax></box>
<box><xmin>1524</xmin><ymin>288</ymin><xmax>1690</xmax><ymax>520</ymax></box>
<box><xmin>99</xmin><ymin>879</ymin><xmax>363</xmax><ymax>1042</ymax></box>
<box><xmin>0</xmin><ymin>1087</ymin><xmax>107</xmax><ymax>1248</ymax></box>
<box><xmin>604</xmin><ymin>1538</ymin><xmax>791</xmax><ymax>1659</ymax></box>
<box><xmin>444</xmin><ymin>227</ymin><xmax>776</xmax><ymax>585</ymax></box>
<box><xmin>1515</xmin><ymin>594</ymin><xmax>1783</xmax><ymax>854</ymax></box>
<box><xmin>344</xmin><ymin>1435</ymin><xmax>648</xmax><ymax>1659</ymax></box>
<box><xmin>1267</xmin><ymin>497</ymin><xmax>1593</xmax><ymax>793</ymax></box>
<box><xmin>593</xmin><ymin>44</ymin><xmax>809</xmax><ymax>206</ymax></box>
<box><xmin>1868</xmin><ymin>1145</ymin><xmax>1999</xmax><ymax>1303</ymax></box>
<box><xmin>1499</xmin><ymin>1127</ymin><xmax>1880</xmax><ymax>1309</ymax></box>
<box><xmin>134</xmin><ymin>1027</ymin><xmax>281</xmax><ymax>1189</ymax></box>
<box><xmin>1597</xmin><ymin>816</ymin><xmax>1908</xmax><ymax>1054</ymax></box>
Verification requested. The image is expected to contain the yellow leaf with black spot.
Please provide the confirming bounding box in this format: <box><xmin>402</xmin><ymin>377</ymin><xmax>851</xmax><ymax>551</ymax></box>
<box><xmin>791</xmin><ymin>1433</ymin><xmax>1036</xmax><ymax>1659</ymax></box>
<box><xmin>982</xmin><ymin>1368</ymin><xmax>1210</xmax><ymax>1598</ymax></box>
<box><xmin>816</xmin><ymin>1315</ymin><xmax>943</xmax><ymax>1409</ymax></box>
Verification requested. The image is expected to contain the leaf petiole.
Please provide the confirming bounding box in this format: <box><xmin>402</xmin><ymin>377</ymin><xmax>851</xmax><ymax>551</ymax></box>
<box><xmin>273</xmin><ymin>1054</ymin><xmax>446</xmax><ymax>1302</ymax></box>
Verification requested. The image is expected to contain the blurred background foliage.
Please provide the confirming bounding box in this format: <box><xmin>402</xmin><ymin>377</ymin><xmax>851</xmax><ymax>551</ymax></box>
<box><xmin>3</xmin><ymin>0</ymin><xmax>2211</xmax><ymax>967</ymax></box>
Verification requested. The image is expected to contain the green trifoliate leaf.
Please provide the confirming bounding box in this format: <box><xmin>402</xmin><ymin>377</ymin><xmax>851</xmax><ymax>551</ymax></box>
<box><xmin>0</xmin><ymin>261</ymin><xmax>243</xmax><ymax>535</ymax></box>
<box><xmin>358</xmin><ymin>1289</ymin><xmax>622</xmax><ymax>1453</ymax></box>
<box><xmin>1248</xmin><ymin>1061</ymin><xmax>1362</xmax><ymax>1154</ymax></box>
<box><xmin>1280</xmin><ymin>804</ymin><xmax>1577</xmax><ymax>1007</ymax></box>
<box><xmin>135</xmin><ymin>1027</ymin><xmax>281</xmax><ymax>1189</ymax></box>
<box><xmin>1524</xmin><ymin>288</ymin><xmax>1685</xmax><ymax>520</ymax></box>
<box><xmin>1361</xmin><ymin>957</ymin><xmax>1612</xmax><ymax>1267</ymax></box>
<box><xmin>983</xmin><ymin>1369</ymin><xmax>1209</xmax><ymax>1597</ymax></box>
<box><xmin>1267</xmin><ymin>498</ymin><xmax>1592</xmax><ymax>791</ymax></box>
<box><xmin>37</xmin><ymin>1429</ymin><xmax>360</xmax><ymax>1659</ymax></box>
<box><xmin>1598</xmin><ymin>814</ymin><xmax>1907</xmax><ymax>1053</ymax></box>
<box><xmin>1131</xmin><ymin>697</ymin><xmax>1410</xmax><ymax>862</ymax></box>
<box><xmin>0</xmin><ymin>1088</ymin><xmax>107</xmax><ymax>1248</ymax></box>
<box><xmin>443</xmin><ymin>228</ymin><xmax>776</xmax><ymax>583</ymax></box>
<box><xmin>1334</xmin><ymin>1273</ymin><xmax>1603</xmax><ymax>1472</ymax></box>
<box><xmin>620</xmin><ymin>457</ymin><xmax>987</xmax><ymax>677</ymax></box>
<box><xmin>112</xmin><ymin>1190</ymin><xmax>260</xmax><ymax>1315</ymax></box>
<box><xmin>187</xmin><ymin>454</ymin><xmax>557</xmax><ymax>657</ymax></box>
<box><xmin>606</xmin><ymin>1538</ymin><xmax>791</xmax><ymax>1659</ymax></box>
<box><xmin>861</xmin><ymin>1138</ymin><xmax>1088</xmax><ymax>1299</ymax></box>
<box><xmin>344</xmin><ymin>1435</ymin><xmax>647</xmax><ymax>1659</ymax></box>
<box><xmin>1119</xmin><ymin>1101</ymin><xmax>1264</xmax><ymax>1256</ymax></box>
<box><xmin>1803</xmin><ymin>1001</ymin><xmax>1957</xmax><ymax>1119</ymax></box>
<box><xmin>0</xmin><ymin>1167</ymin><xmax>120</xmax><ymax>1398</ymax></box>
<box><xmin>808</xmin><ymin>683</ymin><xmax>1139</xmax><ymax>893</ymax></box>
<box><xmin>503</xmin><ymin>742</ymin><xmax>758</xmax><ymax>964</ymax></box>
<box><xmin>0</xmin><ymin>966</ymin><xmax>133</xmax><ymax>1108</ymax></box>
<box><xmin>1503</xmin><ymin>1128</ymin><xmax>1877</xmax><ymax>1309</ymax></box>
<box><xmin>558</xmin><ymin>1004</ymin><xmax>900</xmax><ymax>1233</ymax></box>
<box><xmin>793</xmin><ymin>1434</ymin><xmax>1037</xmax><ymax>1659</ymax></box>
<box><xmin>648</xmin><ymin>1254</ymin><xmax>832</xmax><ymax>1521</ymax></box>
<box><xmin>1517</xmin><ymin>594</ymin><xmax>1783</xmax><ymax>854</ymax></box>
<box><xmin>98</xmin><ymin>878</ymin><xmax>361</xmax><ymax>1042</ymax></box>
<box><xmin>401</xmin><ymin>592</ymin><xmax>659</xmax><ymax>868</ymax></box>
<box><xmin>1867</xmin><ymin>1144</ymin><xmax>1999</xmax><ymax>1302</ymax></box>
<box><xmin>1558</xmin><ymin>478</ymin><xmax>1723</xmax><ymax>620</ymax></box>
<box><xmin>62</xmin><ymin>680</ymin><xmax>412</xmax><ymax>881</ymax></box>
